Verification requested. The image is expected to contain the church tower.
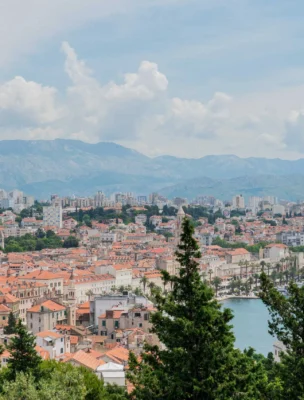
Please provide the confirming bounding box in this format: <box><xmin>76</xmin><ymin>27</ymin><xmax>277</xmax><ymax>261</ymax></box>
<box><xmin>175</xmin><ymin>205</ymin><xmax>185</xmax><ymax>246</ymax></box>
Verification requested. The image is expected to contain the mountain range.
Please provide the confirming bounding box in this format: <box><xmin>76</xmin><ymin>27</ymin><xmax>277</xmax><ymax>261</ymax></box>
<box><xmin>0</xmin><ymin>139</ymin><xmax>304</xmax><ymax>200</ymax></box>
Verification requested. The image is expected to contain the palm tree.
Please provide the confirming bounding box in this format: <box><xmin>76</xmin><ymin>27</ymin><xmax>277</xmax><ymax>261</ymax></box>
<box><xmin>266</xmin><ymin>263</ymin><xmax>271</xmax><ymax>277</ymax></box>
<box><xmin>253</xmin><ymin>273</ymin><xmax>260</xmax><ymax>290</ymax></box>
<box><xmin>275</xmin><ymin>263</ymin><xmax>281</xmax><ymax>274</ymax></box>
<box><xmin>208</xmin><ymin>269</ymin><xmax>213</xmax><ymax>284</ymax></box>
<box><xmin>238</xmin><ymin>260</ymin><xmax>244</xmax><ymax>279</ymax></box>
<box><xmin>260</xmin><ymin>260</ymin><xmax>266</xmax><ymax>273</ymax></box>
<box><xmin>235</xmin><ymin>278</ymin><xmax>242</xmax><ymax>294</ymax></box>
<box><xmin>212</xmin><ymin>277</ymin><xmax>222</xmax><ymax>297</ymax></box>
<box><xmin>85</xmin><ymin>289</ymin><xmax>94</xmax><ymax>300</ymax></box>
<box><xmin>247</xmin><ymin>276</ymin><xmax>254</xmax><ymax>291</ymax></box>
<box><xmin>244</xmin><ymin>260</ymin><xmax>250</xmax><ymax>279</ymax></box>
<box><xmin>278</xmin><ymin>271</ymin><xmax>284</xmax><ymax>286</ymax></box>
<box><xmin>140</xmin><ymin>276</ymin><xmax>148</xmax><ymax>294</ymax></box>
<box><xmin>284</xmin><ymin>269</ymin><xmax>290</xmax><ymax>284</ymax></box>
<box><xmin>270</xmin><ymin>270</ymin><xmax>277</xmax><ymax>285</ymax></box>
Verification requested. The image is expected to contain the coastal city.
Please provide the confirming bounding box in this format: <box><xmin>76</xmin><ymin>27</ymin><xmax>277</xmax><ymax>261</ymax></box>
<box><xmin>0</xmin><ymin>187</ymin><xmax>300</xmax><ymax>387</ymax></box>
<box><xmin>2</xmin><ymin>0</ymin><xmax>304</xmax><ymax>396</ymax></box>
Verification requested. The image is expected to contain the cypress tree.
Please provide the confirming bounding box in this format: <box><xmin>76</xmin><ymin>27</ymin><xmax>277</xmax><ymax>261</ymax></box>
<box><xmin>4</xmin><ymin>312</ymin><xmax>17</xmax><ymax>335</ymax></box>
<box><xmin>128</xmin><ymin>218</ymin><xmax>267</xmax><ymax>400</ymax></box>
<box><xmin>7</xmin><ymin>320</ymin><xmax>41</xmax><ymax>380</ymax></box>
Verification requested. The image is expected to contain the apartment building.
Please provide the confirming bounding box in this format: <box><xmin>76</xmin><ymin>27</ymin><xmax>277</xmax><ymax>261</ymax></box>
<box><xmin>43</xmin><ymin>204</ymin><xmax>62</xmax><ymax>228</ymax></box>
<box><xmin>27</xmin><ymin>300</ymin><xmax>67</xmax><ymax>334</ymax></box>
<box><xmin>36</xmin><ymin>330</ymin><xmax>70</xmax><ymax>358</ymax></box>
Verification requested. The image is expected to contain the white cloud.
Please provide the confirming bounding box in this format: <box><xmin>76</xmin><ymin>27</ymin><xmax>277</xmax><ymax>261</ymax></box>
<box><xmin>1</xmin><ymin>41</ymin><xmax>304</xmax><ymax>159</ymax></box>
<box><xmin>0</xmin><ymin>76</ymin><xmax>61</xmax><ymax>124</ymax></box>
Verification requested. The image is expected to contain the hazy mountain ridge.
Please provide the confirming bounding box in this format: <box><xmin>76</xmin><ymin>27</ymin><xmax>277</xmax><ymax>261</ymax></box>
<box><xmin>0</xmin><ymin>139</ymin><xmax>304</xmax><ymax>199</ymax></box>
<box><xmin>159</xmin><ymin>174</ymin><xmax>304</xmax><ymax>201</ymax></box>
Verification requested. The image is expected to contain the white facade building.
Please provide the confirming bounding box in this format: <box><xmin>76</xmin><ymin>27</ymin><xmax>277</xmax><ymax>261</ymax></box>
<box><xmin>43</xmin><ymin>204</ymin><xmax>62</xmax><ymax>228</ymax></box>
<box><xmin>36</xmin><ymin>330</ymin><xmax>70</xmax><ymax>358</ymax></box>
<box><xmin>232</xmin><ymin>195</ymin><xmax>245</xmax><ymax>209</ymax></box>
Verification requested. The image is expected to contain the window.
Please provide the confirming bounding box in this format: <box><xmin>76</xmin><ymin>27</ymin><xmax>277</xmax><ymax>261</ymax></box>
<box><xmin>2</xmin><ymin>317</ymin><xmax>5</xmax><ymax>321</ymax></box>
<box><xmin>135</xmin><ymin>313</ymin><xmax>141</xmax><ymax>318</ymax></box>
<box><xmin>60</xmin><ymin>348</ymin><xmax>63</xmax><ymax>354</ymax></box>
<box><xmin>116</xmin><ymin>338</ymin><xmax>121</xmax><ymax>343</ymax></box>
<box><xmin>114</xmin><ymin>320</ymin><xmax>119</xmax><ymax>329</ymax></box>
<box><xmin>139</xmin><ymin>323</ymin><xmax>143</xmax><ymax>328</ymax></box>
<box><xmin>61</xmin><ymin>338</ymin><xmax>63</xmax><ymax>342</ymax></box>
<box><xmin>102</xmin><ymin>320</ymin><xmax>106</xmax><ymax>327</ymax></box>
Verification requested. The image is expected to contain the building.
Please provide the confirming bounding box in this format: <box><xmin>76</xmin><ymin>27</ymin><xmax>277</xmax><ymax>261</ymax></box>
<box><xmin>96</xmin><ymin>362</ymin><xmax>125</xmax><ymax>386</ymax></box>
<box><xmin>43</xmin><ymin>204</ymin><xmax>62</xmax><ymax>228</ymax></box>
<box><xmin>225</xmin><ymin>248</ymin><xmax>251</xmax><ymax>264</ymax></box>
<box><xmin>273</xmin><ymin>340</ymin><xmax>287</xmax><ymax>362</ymax></box>
<box><xmin>272</xmin><ymin>204</ymin><xmax>286</xmax><ymax>216</ymax></box>
<box><xmin>36</xmin><ymin>330</ymin><xmax>70</xmax><ymax>358</ymax></box>
<box><xmin>90</xmin><ymin>294</ymin><xmax>151</xmax><ymax>326</ymax></box>
<box><xmin>232</xmin><ymin>195</ymin><xmax>245</xmax><ymax>210</ymax></box>
<box><xmin>27</xmin><ymin>300</ymin><xmax>67</xmax><ymax>334</ymax></box>
<box><xmin>263</xmin><ymin>244</ymin><xmax>289</xmax><ymax>261</ymax></box>
<box><xmin>277</xmin><ymin>231</ymin><xmax>304</xmax><ymax>247</ymax></box>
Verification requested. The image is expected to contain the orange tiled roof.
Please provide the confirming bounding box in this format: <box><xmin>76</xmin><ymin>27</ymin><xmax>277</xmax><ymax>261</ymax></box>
<box><xmin>36</xmin><ymin>330</ymin><xmax>62</xmax><ymax>339</ymax></box>
<box><xmin>64</xmin><ymin>350</ymin><xmax>105</xmax><ymax>370</ymax></box>
<box><xmin>28</xmin><ymin>300</ymin><xmax>66</xmax><ymax>313</ymax></box>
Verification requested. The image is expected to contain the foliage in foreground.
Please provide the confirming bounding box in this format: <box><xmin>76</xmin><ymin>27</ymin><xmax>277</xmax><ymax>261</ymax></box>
<box><xmin>127</xmin><ymin>218</ymin><xmax>272</xmax><ymax>400</ymax></box>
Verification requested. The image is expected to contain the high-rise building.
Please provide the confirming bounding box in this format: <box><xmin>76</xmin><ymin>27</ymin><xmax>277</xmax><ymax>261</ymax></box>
<box><xmin>43</xmin><ymin>204</ymin><xmax>62</xmax><ymax>228</ymax></box>
<box><xmin>232</xmin><ymin>194</ymin><xmax>245</xmax><ymax>209</ymax></box>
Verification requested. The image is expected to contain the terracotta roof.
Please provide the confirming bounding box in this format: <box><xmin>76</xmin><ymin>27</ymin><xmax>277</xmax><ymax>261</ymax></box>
<box><xmin>21</xmin><ymin>270</ymin><xmax>62</xmax><ymax>281</ymax></box>
<box><xmin>36</xmin><ymin>330</ymin><xmax>62</xmax><ymax>339</ymax></box>
<box><xmin>28</xmin><ymin>300</ymin><xmax>66</xmax><ymax>313</ymax></box>
<box><xmin>265</xmin><ymin>243</ymin><xmax>288</xmax><ymax>248</ymax></box>
<box><xmin>64</xmin><ymin>350</ymin><xmax>105</xmax><ymax>370</ymax></box>
<box><xmin>226</xmin><ymin>248</ymin><xmax>250</xmax><ymax>256</ymax></box>
<box><xmin>35</xmin><ymin>345</ymin><xmax>50</xmax><ymax>360</ymax></box>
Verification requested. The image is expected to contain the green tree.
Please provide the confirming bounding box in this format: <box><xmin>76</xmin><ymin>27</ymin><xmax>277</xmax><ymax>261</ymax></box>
<box><xmin>4</xmin><ymin>312</ymin><xmax>17</xmax><ymax>334</ymax></box>
<box><xmin>0</xmin><ymin>373</ymin><xmax>39</xmax><ymax>400</ymax></box>
<box><xmin>63</xmin><ymin>236</ymin><xmax>79</xmax><ymax>248</ymax></box>
<box><xmin>39</xmin><ymin>367</ymin><xmax>87</xmax><ymax>400</ymax></box>
<box><xmin>128</xmin><ymin>218</ymin><xmax>267</xmax><ymax>400</ymax></box>
<box><xmin>35</xmin><ymin>228</ymin><xmax>45</xmax><ymax>239</ymax></box>
<box><xmin>7</xmin><ymin>320</ymin><xmax>41</xmax><ymax>380</ymax></box>
<box><xmin>140</xmin><ymin>276</ymin><xmax>148</xmax><ymax>294</ymax></box>
<box><xmin>259</xmin><ymin>272</ymin><xmax>304</xmax><ymax>399</ymax></box>
<box><xmin>211</xmin><ymin>276</ymin><xmax>222</xmax><ymax>297</ymax></box>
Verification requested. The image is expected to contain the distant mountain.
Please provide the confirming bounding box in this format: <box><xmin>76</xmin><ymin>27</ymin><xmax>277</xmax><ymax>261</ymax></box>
<box><xmin>0</xmin><ymin>139</ymin><xmax>304</xmax><ymax>199</ymax></box>
<box><xmin>159</xmin><ymin>174</ymin><xmax>304</xmax><ymax>201</ymax></box>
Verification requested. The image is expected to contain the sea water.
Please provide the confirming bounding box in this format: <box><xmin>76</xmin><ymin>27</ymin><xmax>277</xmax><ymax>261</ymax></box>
<box><xmin>223</xmin><ymin>298</ymin><xmax>275</xmax><ymax>356</ymax></box>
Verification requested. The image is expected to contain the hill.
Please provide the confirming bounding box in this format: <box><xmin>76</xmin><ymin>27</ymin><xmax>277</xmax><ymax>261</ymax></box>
<box><xmin>0</xmin><ymin>139</ymin><xmax>304</xmax><ymax>199</ymax></box>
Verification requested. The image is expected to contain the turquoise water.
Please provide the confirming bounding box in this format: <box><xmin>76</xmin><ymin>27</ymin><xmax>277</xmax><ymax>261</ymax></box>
<box><xmin>223</xmin><ymin>299</ymin><xmax>275</xmax><ymax>356</ymax></box>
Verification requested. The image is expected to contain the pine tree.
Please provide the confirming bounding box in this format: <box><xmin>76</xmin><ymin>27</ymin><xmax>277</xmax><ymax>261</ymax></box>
<box><xmin>259</xmin><ymin>272</ymin><xmax>304</xmax><ymax>398</ymax></box>
<box><xmin>128</xmin><ymin>218</ymin><xmax>267</xmax><ymax>400</ymax></box>
<box><xmin>7</xmin><ymin>320</ymin><xmax>41</xmax><ymax>380</ymax></box>
<box><xmin>4</xmin><ymin>312</ymin><xmax>17</xmax><ymax>334</ymax></box>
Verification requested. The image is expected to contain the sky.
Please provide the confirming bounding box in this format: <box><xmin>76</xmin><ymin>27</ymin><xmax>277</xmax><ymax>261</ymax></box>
<box><xmin>1</xmin><ymin>0</ymin><xmax>304</xmax><ymax>159</ymax></box>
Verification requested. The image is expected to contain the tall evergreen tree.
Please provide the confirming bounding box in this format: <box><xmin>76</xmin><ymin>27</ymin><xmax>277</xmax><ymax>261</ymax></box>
<box><xmin>4</xmin><ymin>312</ymin><xmax>17</xmax><ymax>334</ymax></box>
<box><xmin>7</xmin><ymin>320</ymin><xmax>41</xmax><ymax>380</ymax></box>
<box><xmin>259</xmin><ymin>272</ymin><xmax>304</xmax><ymax>399</ymax></box>
<box><xmin>128</xmin><ymin>218</ymin><xmax>267</xmax><ymax>400</ymax></box>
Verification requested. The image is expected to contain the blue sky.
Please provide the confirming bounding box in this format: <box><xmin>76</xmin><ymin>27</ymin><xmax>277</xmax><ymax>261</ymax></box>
<box><xmin>1</xmin><ymin>0</ymin><xmax>304</xmax><ymax>159</ymax></box>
